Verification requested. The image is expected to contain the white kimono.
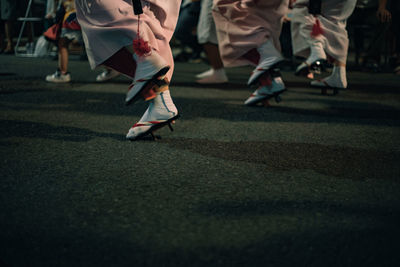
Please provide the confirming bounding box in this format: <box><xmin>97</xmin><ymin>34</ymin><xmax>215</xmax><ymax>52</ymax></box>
<box><xmin>291</xmin><ymin>0</ymin><xmax>357</xmax><ymax>63</ymax></box>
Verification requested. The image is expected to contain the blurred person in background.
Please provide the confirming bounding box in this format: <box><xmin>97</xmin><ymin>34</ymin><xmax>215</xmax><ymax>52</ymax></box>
<box><xmin>0</xmin><ymin>0</ymin><xmax>34</xmax><ymax>54</ymax></box>
<box><xmin>195</xmin><ymin>0</ymin><xmax>228</xmax><ymax>84</ymax></box>
<box><xmin>0</xmin><ymin>0</ymin><xmax>17</xmax><ymax>54</ymax></box>
<box><xmin>350</xmin><ymin>0</ymin><xmax>396</xmax><ymax>72</ymax></box>
<box><xmin>45</xmin><ymin>0</ymin><xmax>82</xmax><ymax>83</ymax></box>
<box><xmin>348</xmin><ymin>0</ymin><xmax>381</xmax><ymax>71</ymax></box>
<box><xmin>173</xmin><ymin>0</ymin><xmax>203</xmax><ymax>63</ymax></box>
<box><xmin>376</xmin><ymin>0</ymin><xmax>400</xmax><ymax>75</ymax></box>
<box><xmin>354</xmin><ymin>0</ymin><xmax>400</xmax><ymax>74</ymax></box>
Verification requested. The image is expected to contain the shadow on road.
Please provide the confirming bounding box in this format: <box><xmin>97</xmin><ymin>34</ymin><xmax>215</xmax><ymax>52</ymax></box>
<box><xmin>0</xmin><ymin>120</ymin><xmax>125</xmax><ymax>143</ymax></box>
<box><xmin>161</xmin><ymin>137</ymin><xmax>400</xmax><ymax>180</ymax></box>
<box><xmin>1</xmin><ymin>86</ymin><xmax>400</xmax><ymax>127</ymax></box>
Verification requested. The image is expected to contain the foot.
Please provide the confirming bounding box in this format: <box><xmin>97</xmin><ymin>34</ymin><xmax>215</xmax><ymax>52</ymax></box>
<box><xmin>126</xmin><ymin>90</ymin><xmax>179</xmax><ymax>140</ymax></box>
<box><xmin>311</xmin><ymin>65</ymin><xmax>347</xmax><ymax>89</ymax></box>
<box><xmin>195</xmin><ymin>68</ymin><xmax>228</xmax><ymax>84</ymax></box>
<box><xmin>295</xmin><ymin>59</ymin><xmax>325</xmax><ymax>77</ymax></box>
<box><xmin>245</xmin><ymin>76</ymin><xmax>286</xmax><ymax>106</ymax></box>
<box><xmin>248</xmin><ymin>40</ymin><xmax>283</xmax><ymax>86</ymax></box>
<box><xmin>96</xmin><ymin>69</ymin><xmax>120</xmax><ymax>82</ymax></box>
<box><xmin>247</xmin><ymin>59</ymin><xmax>283</xmax><ymax>86</ymax></box>
<box><xmin>195</xmin><ymin>68</ymin><xmax>213</xmax><ymax>79</ymax></box>
<box><xmin>45</xmin><ymin>69</ymin><xmax>71</xmax><ymax>83</ymax></box>
<box><xmin>125</xmin><ymin>51</ymin><xmax>170</xmax><ymax>105</ymax></box>
<box><xmin>310</xmin><ymin>77</ymin><xmax>345</xmax><ymax>96</ymax></box>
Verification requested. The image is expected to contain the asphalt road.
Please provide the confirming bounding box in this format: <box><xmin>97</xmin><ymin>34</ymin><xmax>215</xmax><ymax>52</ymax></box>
<box><xmin>1</xmin><ymin>54</ymin><xmax>400</xmax><ymax>266</ymax></box>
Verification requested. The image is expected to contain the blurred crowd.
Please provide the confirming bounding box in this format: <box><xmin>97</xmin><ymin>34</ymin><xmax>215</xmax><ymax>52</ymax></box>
<box><xmin>1</xmin><ymin>0</ymin><xmax>399</xmax><ymax>83</ymax></box>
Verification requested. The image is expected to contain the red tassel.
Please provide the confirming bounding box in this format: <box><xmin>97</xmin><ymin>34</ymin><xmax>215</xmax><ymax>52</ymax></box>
<box><xmin>133</xmin><ymin>38</ymin><xmax>151</xmax><ymax>57</ymax></box>
<box><xmin>133</xmin><ymin>14</ymin><xmax>151</xmax><ymax>57</ymax></box>
<box><xmin>311</xmin><ymin>17</ymin><xmax>323</xmax><ymax>38</ymax></box>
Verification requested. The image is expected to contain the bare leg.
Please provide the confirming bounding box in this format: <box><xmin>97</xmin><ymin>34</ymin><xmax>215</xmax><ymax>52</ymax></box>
<box><xmin>45</xmin><ymin>37</ymin><xmax>72</xmax><ymax>82</ymax></box>
<box><xmin>196</xmin><ymin>42</ymin><xmax>228</xmax><ymax>83</ymax></box>
<box><xmin>58</xmin><ymin>38</ymin><xmax>69</xmax><ymax>74</ymax></box>
<box><xmin>203</xmin><ymin>42</ymin><xmax>223</xmax><ymax>70</ymax></box>
<box><xmin>4</xmin><ymin>21</ymin><xmax>14</xmax><ymax>52</ymax></box>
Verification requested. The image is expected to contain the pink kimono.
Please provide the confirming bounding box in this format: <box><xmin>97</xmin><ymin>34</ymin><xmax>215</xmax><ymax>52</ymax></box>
<box><xmin>75</xmin><ymin>0</ymin><xmax>181</xmax><ymax>81</ymax></box>
<box><xmin>212</xmin><ymin>0</ymin><xmax>289</xmax><ymax>67</ymax></box>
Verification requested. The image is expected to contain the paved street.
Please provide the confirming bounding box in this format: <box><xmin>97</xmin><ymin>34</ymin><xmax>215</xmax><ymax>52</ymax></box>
<box><xmin>1</xmin><ymin>54</ymin><xmax>400</xmax><ymax>266</ymax></box>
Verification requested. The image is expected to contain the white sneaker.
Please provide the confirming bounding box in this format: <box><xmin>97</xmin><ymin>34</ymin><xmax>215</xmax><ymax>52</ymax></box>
<box><xmin>195</xmin><ymin>68</ymin><xmax>214</xmax><ymax>79</ymax></box>
<box><xmin>126</xmin><ymin>90</ymin><xmax>179</xmax><ymax>140</ymax></box>
<box><xmin>125</xmin><ymin>51</ymin><xmax>170</xmax><ymax>105</ymax></box>
<box><xmin>45</xmin><ymin>70</ymin><xmax>71</xmax><ymax>83</ymax></box>
<box><xmin>96</xmin><ymin>69</ymin><xmax>120</xmax><ymax>82</ymax></box>
<box><xmin>245</xmin><ymin>76</ymin><xmax>286</xmax><ymax>106</ymax></box>
<box><xmin>196</xmin><ymin>68</ymin><xmax>228</xmax><ymax>84</ymax></box>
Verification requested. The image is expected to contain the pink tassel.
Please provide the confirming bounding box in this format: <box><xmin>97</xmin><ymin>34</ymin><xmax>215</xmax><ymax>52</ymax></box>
<box><xmin>133</xmin><ymin>14</ymin><xmax>151</xmax><ymax>56</ymax></box>
<box><xmin>311</xmin><ymin>17</ymin><xmax>324</xmax><ymax>38</ymax></box>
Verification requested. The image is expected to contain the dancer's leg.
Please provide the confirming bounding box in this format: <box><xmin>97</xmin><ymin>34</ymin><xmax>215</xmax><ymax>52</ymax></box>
<box><xmin>124</xmin><ymin>45</ymin><xmax>171</xmax><ymax>105</ymax></box>
<box><xmin>124</xmin><ymin>44</ymin><xmax>179</xmax><ymax>140</ymax></box>
<box><xmin>311</xmin><ymin>60</ymin><xmax>347</xmax><ymax>90</ymax></box>
<box><xmin>126</xmin><ymin>86</ymin><xmax>179</xmax><ymax>140</ymax></box>
<box><xmin>247</xmin><ymin>40</ymin><xmax>283</xmax><ymax>86</ymax></box>
<box><xmin>196</xmin><ymin>42</ymin><xmax>228</xmax><ymax>83</ymax></box>
<box><xmin>245</xmin><ymin>40</ymin><xmax>287</xmax><ymax>106</ymax></box>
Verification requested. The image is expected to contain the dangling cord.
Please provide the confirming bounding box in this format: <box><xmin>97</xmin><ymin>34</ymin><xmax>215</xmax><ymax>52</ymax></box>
<box><xmin>132</xmin><ymin>1</ymin><xmax>151</xmax><ymax>56</ymax></box>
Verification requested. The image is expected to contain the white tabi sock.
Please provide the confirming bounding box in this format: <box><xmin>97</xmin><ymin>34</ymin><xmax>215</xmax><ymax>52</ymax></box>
<box><xmin>306</xmin><ymin>41</ymin><xmax>326</xmax><ymax>65</ymax></box>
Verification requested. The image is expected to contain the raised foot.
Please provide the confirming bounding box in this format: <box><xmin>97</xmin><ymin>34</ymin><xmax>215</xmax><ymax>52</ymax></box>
<box><xmin>295</xmin><ymin>60</ymin><xmax>325</xmax><ymax>78</ymax></box>
<box><xmin>125</xmin><ymin>67</ymin><xmax>170</xmax><ymax>106</ymax></box>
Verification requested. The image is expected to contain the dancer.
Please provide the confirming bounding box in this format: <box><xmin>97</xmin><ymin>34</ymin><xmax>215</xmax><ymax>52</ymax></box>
<box><xmin>196</xmin><ymin>0</ymin><xmax>228</xmax><ymax>84</ymax></box>
<box><xmin>212</xmin><ymin>0</ymin><xmax>288</xmax><ymax>106</ymax></box>
<box><xmin>291</xmin><ymin>0</ymin><xmax>357</xmax><ymax>94</ymax></box>
<box><xmin>75</xmin><ymin>0</ymin><xmax>180</xmax><ymax>140</ymax></box>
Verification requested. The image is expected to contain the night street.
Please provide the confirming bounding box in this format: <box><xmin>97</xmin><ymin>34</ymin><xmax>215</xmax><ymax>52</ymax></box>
<box><xmin>1</xmin><ymin>54</ymin><xmax>400</xmax><ymax>266</ymax></box>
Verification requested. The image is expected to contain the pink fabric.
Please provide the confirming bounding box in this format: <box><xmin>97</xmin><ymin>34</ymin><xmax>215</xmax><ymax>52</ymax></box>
<box><xmin>212</xmin><ymin>0</ymin><xmax>289</xmax><ymax>67</ymax></box>
<box><xmin>75</xmin><ymin>0</ymin><xmax>181</xmax><ymax>80</ymax></box>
